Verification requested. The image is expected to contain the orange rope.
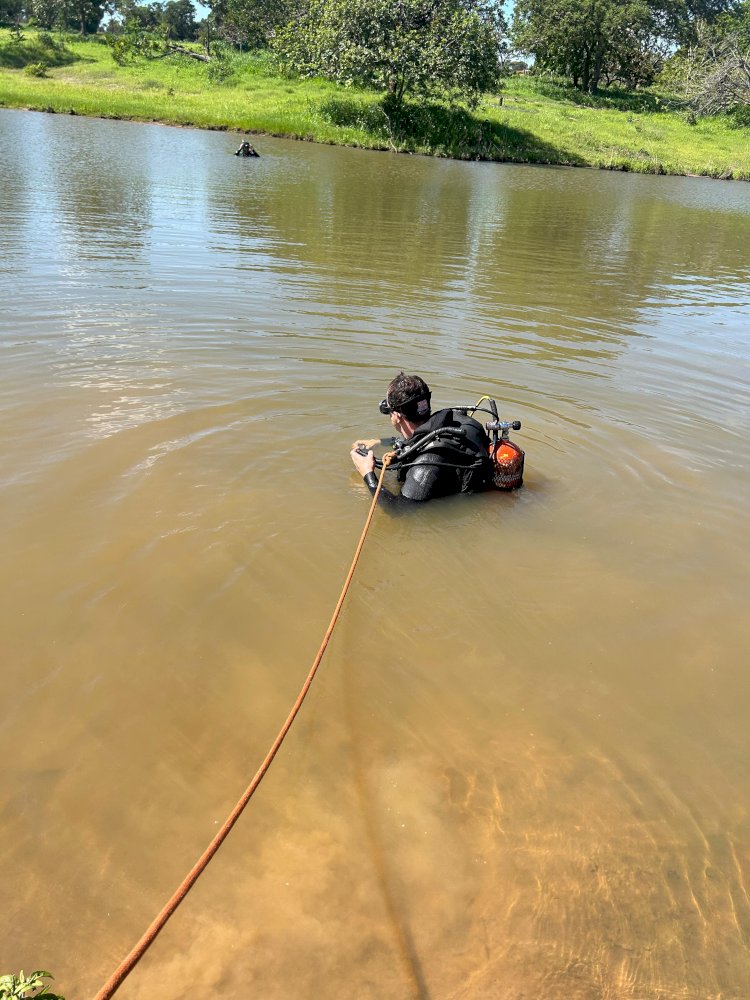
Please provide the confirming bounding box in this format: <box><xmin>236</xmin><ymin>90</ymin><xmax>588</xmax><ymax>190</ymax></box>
<box><xmin>93</xmin><ymin>454</ymin><xmax>394</xmax><ymax>1000</ymax></box>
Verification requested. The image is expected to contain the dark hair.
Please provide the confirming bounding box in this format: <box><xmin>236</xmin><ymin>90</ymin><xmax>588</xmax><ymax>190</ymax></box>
<box><xmin>386</xmin><ymin>373</ymin><xmax>431</xmax><ymax>422</ymax></box>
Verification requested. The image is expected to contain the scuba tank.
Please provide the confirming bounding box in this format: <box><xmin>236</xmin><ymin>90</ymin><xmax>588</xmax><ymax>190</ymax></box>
<box><xmin>485</xmin><ymin>399</ymin><xmax>524</xmax><ymax>490</ymax></box>
<box><xmin>489</xmin><ymin>437</ymin><xmax>524</xmax><ymax>489</ymax></box>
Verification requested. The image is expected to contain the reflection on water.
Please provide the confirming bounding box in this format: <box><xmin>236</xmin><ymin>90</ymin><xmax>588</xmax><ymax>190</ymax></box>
<box><xmin>1</xmin><ymin>108</ymin><xmax>749</xmax><ymax>999</ymax></box>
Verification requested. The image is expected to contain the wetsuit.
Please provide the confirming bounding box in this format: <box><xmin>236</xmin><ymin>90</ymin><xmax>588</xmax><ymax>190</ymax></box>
<box><xmin>363</xmin><ymin>408</ymin><xmax>492</xmax><ymax>504</ymax></box>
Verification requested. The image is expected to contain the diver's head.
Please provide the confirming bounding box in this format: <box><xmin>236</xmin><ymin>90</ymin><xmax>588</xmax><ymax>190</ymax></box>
<box><xmin>382</xmin><ymin>373</ymin><xmax>431</xmax><ymax>434</ymax></box>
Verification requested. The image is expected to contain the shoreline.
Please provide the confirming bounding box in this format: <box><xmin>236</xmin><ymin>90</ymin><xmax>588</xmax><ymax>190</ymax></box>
<box><xmin>1</xmin><ymin>31</ymin><xmax>748</xmax><ymax>181</ymax></box>
<box><xmin>2</xmin><ymin>102</ymin><xmax>744</xmax><ymax>182</ymax></box>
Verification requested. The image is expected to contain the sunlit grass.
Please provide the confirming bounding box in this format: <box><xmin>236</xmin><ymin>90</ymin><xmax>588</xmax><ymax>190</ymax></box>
<box><xmin>1</xmin><ymin>30</ymin><xmax>748</xmax><ymax>178</ymax></box>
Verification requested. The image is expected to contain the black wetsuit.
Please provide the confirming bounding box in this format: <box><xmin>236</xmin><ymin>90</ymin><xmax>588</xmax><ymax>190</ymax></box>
<box><xmin>363</xmin><ymin>408</ymin><xmax>492</xmax><ymax>504</ymax></box>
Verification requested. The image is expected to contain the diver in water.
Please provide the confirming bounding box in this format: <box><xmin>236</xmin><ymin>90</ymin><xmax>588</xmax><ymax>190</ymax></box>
<box><xmin>235</xmin><ymin>140</ymin><xmax>259</xmax><ymax>157</ymax></box>
<box><xmin>350</xmin><ymin>372</ymin><xmax>493</xmax><ymax>503</ymax></box>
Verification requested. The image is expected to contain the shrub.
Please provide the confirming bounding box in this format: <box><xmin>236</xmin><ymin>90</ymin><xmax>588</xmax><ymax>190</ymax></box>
<box><xmin>206</xmin><ymin>49</ymin><xmax>235</xmax><ymax>83</ymax></box>
<box><xmin>23</xmin><ymin>60</ymin><xmax>48</xmax><ymax>75</ymax></box>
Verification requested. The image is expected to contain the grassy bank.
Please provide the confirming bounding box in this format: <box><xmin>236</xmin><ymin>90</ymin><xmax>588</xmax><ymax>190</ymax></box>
<box><xmin>1</xmin><ymin>29</ymin><xmax>748</xmax><ymax>178</ymax></box>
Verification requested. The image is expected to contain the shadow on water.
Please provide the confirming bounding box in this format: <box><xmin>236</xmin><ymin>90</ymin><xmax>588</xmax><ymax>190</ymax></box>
<box><xmin>320</xmin><ymin>95</ymin><xmax>584</xmax><ymax>164</ymax></box>
<box><xmin>343</xmin><ymin>659</ymin><xmax>432</xmax><ymax>1000</ymax></box>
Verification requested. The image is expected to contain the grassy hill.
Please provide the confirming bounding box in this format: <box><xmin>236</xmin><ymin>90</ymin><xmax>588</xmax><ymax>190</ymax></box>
<box><xmin>1</xmin><ymin>29</ymin><xmax>748</xmax><ymax>179</ymax></box>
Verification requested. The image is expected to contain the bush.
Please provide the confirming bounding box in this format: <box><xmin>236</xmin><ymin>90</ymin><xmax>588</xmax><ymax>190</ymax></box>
<box><xmin>36</xmin><ymin>32</ymin><xmax>62</xmax><ymax>50</ymax></box>
<box><xmin>206</xmin><ymin>48</ymin><xmax>235</xmax><ymax>83</ymax></box>
<box><xmin>23</xmin><ymin>60</ymin><xmax>48</xmax><ymax>75</ymax></box>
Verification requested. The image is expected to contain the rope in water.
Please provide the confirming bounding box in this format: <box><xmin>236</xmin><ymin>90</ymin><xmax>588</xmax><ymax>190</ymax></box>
<box><xmin>93</xmin><ymin>453</ymin><xmax>394</xmax><ymax>1000</ymax></box>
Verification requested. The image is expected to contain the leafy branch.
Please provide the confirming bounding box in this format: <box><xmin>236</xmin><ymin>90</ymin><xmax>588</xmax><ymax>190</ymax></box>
<box><xmin>0</xmin><ymin>971</ymin><xmax>64</xmax><ymax>1000</ymax></box>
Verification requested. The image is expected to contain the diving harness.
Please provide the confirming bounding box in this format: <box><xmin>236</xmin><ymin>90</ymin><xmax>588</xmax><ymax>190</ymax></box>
<box><xmin>362</xmin><ymin>396</ymin><xmax>525</xmax><ymax>491</ymax></box>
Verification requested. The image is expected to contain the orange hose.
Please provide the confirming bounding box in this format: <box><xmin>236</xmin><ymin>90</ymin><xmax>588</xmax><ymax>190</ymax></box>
<box><xmin>93</xmin><ymin>454</ymin><xmax>394</xmax><ymax>1000</ymax></box>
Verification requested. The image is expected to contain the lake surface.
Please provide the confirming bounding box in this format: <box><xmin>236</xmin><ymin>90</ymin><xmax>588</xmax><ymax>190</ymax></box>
<box><xmin>1</xmin><ymin>106</ymin><xmax>749</xmax><ymax>1000</ymax></box>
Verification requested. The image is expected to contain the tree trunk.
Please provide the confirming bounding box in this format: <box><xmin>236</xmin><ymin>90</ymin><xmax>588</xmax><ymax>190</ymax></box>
<box><xmin>169</xmin><ymin>43</ymin><xmax>210</xmax><ymax>62</ymax></box>
<box><xmin>589</xmin><ymin>37</ymin><xmax>605</xmax><ymax>92</ymax></box>
<box><xmin>581</xmin><ymin>50</ymin><xmax>591</xmax><ymax>92</ymax></box>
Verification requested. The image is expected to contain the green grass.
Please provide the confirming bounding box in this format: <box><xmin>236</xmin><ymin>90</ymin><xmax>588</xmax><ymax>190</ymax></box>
<box><xmin>1</xmin><ymin>30</ymin><xmax>748</xmax><ymax>179</ymax></box>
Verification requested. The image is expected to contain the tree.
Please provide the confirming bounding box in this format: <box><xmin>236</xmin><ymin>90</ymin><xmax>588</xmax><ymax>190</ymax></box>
<box><xmin>714</xmin><ymin>0</ymin><xmax>750</xmax><ymax>46</ymax></box>
<box><xmin>0</xmin><ymin>0</ymin><xmax>24</xmax><ymax>28</ymax></box>
<box><xmin>64</xmin><ymin>0</ymin><xmax>105</xmax><ymax>33</ymax></box>
<box><xmin>29</xmin><ymin>0</ymin><xmax>105</xmax><ymax>32</ymax></box>
<box><xmin>28</xmin><ymin>0</ymin><xmax>60</xmax><ymax>27</ymax></box>
<box><xmin>160</xmin><ymin>0</ymin><xmax>197</xmax><ymax>38</ymax></box>
<box><xmin>512</xmin><ymin>0</ymin><xmax>738</xmax><ymax>91</ymax></box>
<box><xmin>106</xmin><ymin>0</ymin><xmax>199</xmax><ymax>44</ymax></box>
<box><xmin>667</xmin><ymin>18</ymin><xmax>750</xmax><ymax>112</ymax></box>
<box><xmin>512</xmin><ymin>0</ymin><xmax>663</xmax><ymax>91</ymax></box>
<box><xmin>111</xmin><ymin>0</ymin><xmax>164</xmax><ymax>30</ymax></box>
<box><xmin>273</xmin><ymin>0</ymin><xmax>505</xmax><ymax>107</ymax></box>
<box><xmin>654</xmin><ymin>0</ymin><xmax>740</xmax><ymax>48</ymax></box>
<box><xmin>104</xmin><ymin>6</ymin><xmax>210</xmax><ymax>59</ymax></box>
<box><xmin>206</xmin><ymin>0</ymin><xmax>293</xmax><ymax>48</ymax></box>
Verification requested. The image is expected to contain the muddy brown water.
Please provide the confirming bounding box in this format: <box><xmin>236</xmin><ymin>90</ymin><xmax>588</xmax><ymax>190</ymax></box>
<box><xmin>1</xmin><ymin>107</ymin><xmax>749</xmax><ymax>999</ymax></box>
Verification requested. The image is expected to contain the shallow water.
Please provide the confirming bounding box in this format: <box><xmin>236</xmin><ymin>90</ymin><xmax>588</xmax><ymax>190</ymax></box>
<box><xmin>1</xmin><ymin>107</ymin><xmax>749</xmax><ymax>999</ymax></box>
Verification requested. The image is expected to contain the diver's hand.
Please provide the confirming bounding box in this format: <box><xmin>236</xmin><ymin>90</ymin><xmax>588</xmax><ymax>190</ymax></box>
<box><xmin>352</xmin><ymin>438</ymin><xmax>379</xmax><ymax>450</ymax></box>
<box><xmin>350</xmin><ymin>447</ymin><xmax>375</xmax><ymax>477</ymax></box>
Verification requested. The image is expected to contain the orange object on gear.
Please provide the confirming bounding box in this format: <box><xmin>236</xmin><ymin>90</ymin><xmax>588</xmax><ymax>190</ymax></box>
<box><xmin>490</xmin><ymin>439</ymin><xmax>524</xmax><ymax>490</ymax></box>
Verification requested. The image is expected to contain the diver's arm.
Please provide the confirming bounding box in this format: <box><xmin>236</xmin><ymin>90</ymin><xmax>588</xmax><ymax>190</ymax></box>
<box><xmin>352</xmin><ymin>448</ymin><xmax>413</xmax><ymax>509</ymax></box>
<box><xmin>362</xmin><ymin>472</ymin><xmax>408</xmax><ymax>503</ymax></box>
<box><xmin>362</xmin><ymin>462</ymin><xmax>443</xmax><ymax>506</ymax></box>
<box><xmin>399</xmin><ymin>458</ymin><xmax>443</xmax><ymax>501</ymax></box>
<box><xmin>354</xmin><ymin>448</ymin><xmax>460</xmax><ymax>506</ymax></box>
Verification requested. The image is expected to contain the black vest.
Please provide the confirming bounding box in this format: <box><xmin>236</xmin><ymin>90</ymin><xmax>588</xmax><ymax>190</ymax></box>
<box><xmin>393</xmin><ymin>408</ymin><xmax>493</xmax><ymax>494</ymax></box>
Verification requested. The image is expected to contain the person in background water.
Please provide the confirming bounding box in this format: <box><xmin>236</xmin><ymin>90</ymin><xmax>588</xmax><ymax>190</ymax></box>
<box><xmin>350</xmin><ymin>372</ymin><xmax>493</xmax><ymax>503</ymax></box>
<box><xmin>235</xmin><ymin>140</ymin><xmax>259</xmax><ymax>157</ymax></box>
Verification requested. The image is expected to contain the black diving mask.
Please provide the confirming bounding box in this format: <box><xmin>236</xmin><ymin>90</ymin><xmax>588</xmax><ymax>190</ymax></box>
<box><xmin>379</xmin><ymin>391</ymin><xmax>431</xmax><ymax>419</ymax></box>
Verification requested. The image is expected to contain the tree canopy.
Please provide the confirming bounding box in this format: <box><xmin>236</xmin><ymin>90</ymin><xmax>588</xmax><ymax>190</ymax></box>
<box><xmin>107</xmin><ymin>0</ymin><xmax>197</xmax><ymax>38</ymax></box>
<box><xmin>512</xmin><ymin>0</ymin><xmax>740</xmax><ymax>91</ymax></box>
<box><xmin>159</xmin><ymin>0</ymin><xmax>196</xmax><ymax>39</ymax></box>
<box><xmin>6</xmin><ymin>0</ymin><xmax>105</xmax><ymax>32</ymax></box>
<box><xmin>204</xmin><ymin>0</ymin><xmax>292</xmax><ymax>49</ymax></box>
<box><xmin>513</xmin><ymin>0</ymin><xmax>663</xmax><ymax>91</ymax></box>
<box><xmin>273</xmin><ymin>0</ymin><xmax>506</xmax><ymax>107</ymax></box>
<box><xmin>714</xmin><ymin>0</ymin><xmax>750</xmax><ymax>45</ymax></box>
<box><xmin>0</xmin><ymin>0</ymin><xmax>24</xmax><ymax>26</ymax></box>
